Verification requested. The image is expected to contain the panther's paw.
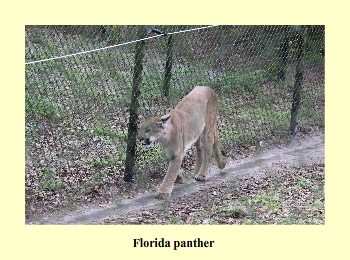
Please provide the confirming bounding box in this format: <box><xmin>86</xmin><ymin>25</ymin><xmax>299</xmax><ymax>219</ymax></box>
<box><xmin>176</xmin><ymin>170</ymin><xmax>185</xmax><ymax>184</ymax></box>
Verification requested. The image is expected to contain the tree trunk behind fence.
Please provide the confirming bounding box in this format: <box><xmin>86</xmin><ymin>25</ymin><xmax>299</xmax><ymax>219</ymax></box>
<box><xmin>124</xmin><ymin>26</ymin><xmax>146</xmax><ymax>182</ymax></box>
<box><xmin>289</xmin><ymin>26</ymin><xmax>307</xmax><ymax>136</ymax></box>
<box><xmin>163</xmin><ymin>34</ymin><xmax>174</xmax><ymax>97</ymax></box>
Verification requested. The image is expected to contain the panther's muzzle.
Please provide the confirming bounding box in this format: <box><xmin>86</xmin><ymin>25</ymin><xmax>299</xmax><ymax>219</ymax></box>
<box><xmin>139</xmin><ymin>138</ymin><xmax>154</xmax><ymax>147</ymax></box>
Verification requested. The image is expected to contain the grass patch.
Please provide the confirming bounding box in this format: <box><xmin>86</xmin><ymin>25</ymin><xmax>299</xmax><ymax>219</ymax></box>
<box><xmin>37</xmin><ymin>168</ymin><xmax>64</xmax><ymax>192</ymax></box>
<box><xmin>89</xmin><ymin>153</ymin><xmax>126</xmax><ymax>167</ymax></box>
<box><xmin>25</xmin><ymin>92</ymin><xmax>61</xmax><ymax>120</ymax></box>
<box><xmin>245</xmin><ymin>108</ymin><xmax>290</xmax><ymax>130</ymax></box>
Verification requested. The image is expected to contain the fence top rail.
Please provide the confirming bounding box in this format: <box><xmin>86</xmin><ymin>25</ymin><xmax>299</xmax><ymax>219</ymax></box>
<box><xmin>25</xmin><ymin>25</ymin><xmax>217</xmax><ymax>65</ymax></box>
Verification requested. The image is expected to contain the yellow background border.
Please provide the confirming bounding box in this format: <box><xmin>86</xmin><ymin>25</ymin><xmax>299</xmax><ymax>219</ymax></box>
<box><xmin>1</xmin><ymin>0</ymin><xmax>348</xmax><ymax>259</ymax></box>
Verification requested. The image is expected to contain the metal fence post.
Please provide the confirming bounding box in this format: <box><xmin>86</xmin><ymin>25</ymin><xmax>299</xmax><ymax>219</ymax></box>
<box><xmin>124</xmin><ymin>26</ymin><xmax>147</xmax><ymax>182</ymax></box>
<box><xmin>289</xmin><ymin>26</ymin><xmax>308</xmax><ymax>136</ymax></box>
<box><xmin>163</xmin><ymin>34</ymin><xmax>174</xmax><ymax>97</ymax></box>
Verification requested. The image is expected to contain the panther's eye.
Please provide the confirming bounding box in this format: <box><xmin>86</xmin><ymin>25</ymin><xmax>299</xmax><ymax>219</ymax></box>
<box><xmin>145</xmin><ymin>128</ymin><xmax>150</xmax><ymax>133</ymax></box>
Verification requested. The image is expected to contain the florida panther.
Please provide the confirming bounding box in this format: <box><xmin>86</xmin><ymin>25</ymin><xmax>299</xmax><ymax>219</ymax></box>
<box><xmin>138</xmin><ymin>86</ymin><xmax>226</xmax><ymax>199</ymax></box>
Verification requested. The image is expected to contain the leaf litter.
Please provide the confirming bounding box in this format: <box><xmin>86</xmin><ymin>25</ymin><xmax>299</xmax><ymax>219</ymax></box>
<box><xmin>26</xmin><ymin>131</ymin><xmax>324</xmax><ymax>224</ymax></box>
<box><xmin>102</xmin><ymin>162</ymin><xmax>324</xmax><ymax>225</ymax></box>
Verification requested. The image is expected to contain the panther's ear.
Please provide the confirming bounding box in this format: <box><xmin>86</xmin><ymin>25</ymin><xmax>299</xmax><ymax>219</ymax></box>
<box><xmin>156</xmin><ymin>115</ymin><xmax>171</xmax><ymax>129</ymax></box>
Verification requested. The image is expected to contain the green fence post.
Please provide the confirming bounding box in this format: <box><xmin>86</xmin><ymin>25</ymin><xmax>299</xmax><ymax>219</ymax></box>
<box><xmin>163</xmin><ymin>34</ymin><xmax>174</xmax><ymax>97</ymax></box>
<box><xmin>124</xmin><ymin>26</ymin><xmax>147</xmax><ymax>182</ymax></box>
<box><xmin>289</xmin><ymin>26</ymin><xmax>308</xmax><ymax>136</ymax></box>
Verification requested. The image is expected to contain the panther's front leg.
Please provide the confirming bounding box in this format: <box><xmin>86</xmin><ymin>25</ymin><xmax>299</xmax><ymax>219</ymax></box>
<box><xmin>156</xmin><ymin>156</ymin><xmax>183</xmax><ymax>199</ymax></box>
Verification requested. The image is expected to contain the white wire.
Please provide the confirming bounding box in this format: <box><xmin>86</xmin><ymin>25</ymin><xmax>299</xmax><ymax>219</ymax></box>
<box><xmin>25</xmin><ymin>25</ymin><xmax>217</xmax><ymax>65</ymax></box>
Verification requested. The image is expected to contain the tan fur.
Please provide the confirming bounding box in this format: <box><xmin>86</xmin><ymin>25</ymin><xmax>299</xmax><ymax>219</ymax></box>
<box><xmin>138</xmin><ymin>86</ymin><xmax>226</xmax><ymax>199</ymax></box>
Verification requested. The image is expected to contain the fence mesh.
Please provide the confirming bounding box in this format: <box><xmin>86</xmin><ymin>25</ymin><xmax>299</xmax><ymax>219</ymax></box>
<box><xmin>25</xmin><ymin>25</ymin><xmax>324</xmax><ymax>215</ymax></box>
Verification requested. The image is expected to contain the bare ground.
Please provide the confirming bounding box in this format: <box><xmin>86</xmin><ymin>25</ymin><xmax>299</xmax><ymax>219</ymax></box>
<box><xmin>29</xmin><ymin>131</ymin><xmax>324</xmax><ymax>225</ymax></box>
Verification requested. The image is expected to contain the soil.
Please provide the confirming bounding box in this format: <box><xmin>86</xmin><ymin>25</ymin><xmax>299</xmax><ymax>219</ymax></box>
<box><xmin>29</xmin><ymin>131</ymin><xmax>324</xmax><ymax>224</ymax></box>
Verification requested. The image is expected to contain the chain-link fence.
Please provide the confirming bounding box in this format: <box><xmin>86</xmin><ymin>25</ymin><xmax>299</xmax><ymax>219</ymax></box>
<box><xmin>25</xmin><ymin>25</ymin><xmax>324</xmax><ymax>215</ymax></box>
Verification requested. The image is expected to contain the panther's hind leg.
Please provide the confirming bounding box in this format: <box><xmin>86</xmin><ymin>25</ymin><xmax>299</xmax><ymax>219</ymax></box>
<box><xmin>194</xmin><ymin>129</ymin><xmax>214</xmax><ymax>181</ymax></box>
<box><xmin>193</xmin><ymin>138</ymin><xmax>203</xmax><ymax>176</ymax></box>
<box><xmin>195</xmin><ymin>91</ymin><xmax>220</xmax><ymax>181</ymax></box>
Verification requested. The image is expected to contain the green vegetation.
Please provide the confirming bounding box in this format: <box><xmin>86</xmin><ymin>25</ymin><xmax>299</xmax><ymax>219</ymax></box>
<box><xmin>38</xmin><ymin>168</ymin><xmax>64</xmax><ymax>192</ymax></box>
<box><xmin>26</xmin><ymin>93</ymin><xmax>57</xmax><ymax>118</ymax></box>
<box><xmin>89</xmin><ymin>154</ymin><xmax>126</xmax><ymax>167</ymax></box>
<box><xmin>136</xmin><ymin>145</ymin><xmax>165</xmax><ymax>163</ymax></box>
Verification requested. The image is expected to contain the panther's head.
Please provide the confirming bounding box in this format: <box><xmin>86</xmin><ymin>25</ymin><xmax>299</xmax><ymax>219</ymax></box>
<box><xmin>138</xmin><ymin>115</ymin><xmax>171</xmax><ymax>148</ymax></box>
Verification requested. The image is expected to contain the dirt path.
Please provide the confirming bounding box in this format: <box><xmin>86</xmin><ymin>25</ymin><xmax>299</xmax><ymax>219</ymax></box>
<box><xmin>40</xmin><ymin>132</ymin><xmax>324</xmax><ymax>224</ymax></box>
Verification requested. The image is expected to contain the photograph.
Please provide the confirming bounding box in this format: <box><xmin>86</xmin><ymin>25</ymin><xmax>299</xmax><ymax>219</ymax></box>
<box><xmin>25</xmin><ymin>25</ymin><xmax>325</xmax><ymax>225</ymax></box>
